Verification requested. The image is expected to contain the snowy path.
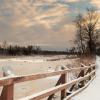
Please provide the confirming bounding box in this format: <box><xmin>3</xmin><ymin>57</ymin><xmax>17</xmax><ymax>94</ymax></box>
<box><xmin>73</xmin><ymin>56</ymin><xmax>100</xmax><ymax>100</ymax></box>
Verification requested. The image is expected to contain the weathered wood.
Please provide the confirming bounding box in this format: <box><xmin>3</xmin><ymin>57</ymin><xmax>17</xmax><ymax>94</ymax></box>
<box><xmin>0</xmin><ymin>64</ymin><xmax>95</xmax><ymax>100</ymax></box>
<box><xmin>85</xmin><ymin>68</ymin><xmax>91</xmax><ymax>75</ymax></box>
<box><xmin>61</xmin><ymin>74</ymin><xmax>66</xmax><ymax>100</ymax></box>
<box><xmin>48</xmin><ymin>73</ymin><xmax>67</xmax><ymax>100</ymax></box>
<box><xmin>69</xmin><ymin>64</ymin><xmax>87</xmax><ymax>92</ymax></box>
<box><xmin>47</xmin><ymin>75</ymin><xmax>62</xmax><ymax>100</ymax></box>
<box><xmin>91</xmin><ymin>64</ymin><xmax>96</xmax><ymax>76</ymax></box>
<box><xmin>0</xmin><ymin>66</ymin><xmax>15</xmax><ymax>100</ymax></box>
<box><xmin>64</xmin><ymin>75</ymin><xmax>96</xmax><ymax>100</ymax></box>
<box><xmin>0</xmin><ymin>84</ymin><xmax>14</xmax><ymax>100</ymax></box>
<box><xmin>0</xmin><ymin>65</ymin><xmax>93</xmax><ymax>86</ymax></box>
<box><xmin>69</xmin><ymin>70</ymin><xmax>83</xmax><ymax>92</ymax></box>
<box><xmin>19</xmin><ymin>70</ymin><xmax>95</xmax><ymax>100</ymax></box>
<box><xmin>78</xmin><ymin>64</ymin><xmax>85</xmax><ymax>88</ymax></box>
<box><xmin>69</xmin><ymin>64</ymin><xmax>94</xmax><ymax>92</ymax></box>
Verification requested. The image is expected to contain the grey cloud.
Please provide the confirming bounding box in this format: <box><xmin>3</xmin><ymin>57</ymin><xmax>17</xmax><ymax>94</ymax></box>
<box><xmin>0</xmin><ymin>0</ymin><xmax>98</xmax><ymax>50</ymax></box>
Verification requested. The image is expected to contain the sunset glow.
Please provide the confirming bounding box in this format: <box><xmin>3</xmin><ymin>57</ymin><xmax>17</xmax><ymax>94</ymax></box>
<box><xmin>0</xmin><ymin>0</ymin><xmax>99</xmax><ymax>50</ymax></box>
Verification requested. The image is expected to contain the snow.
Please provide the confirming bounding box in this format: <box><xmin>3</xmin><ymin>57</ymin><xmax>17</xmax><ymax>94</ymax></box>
<box><xmin>0</xmin><ymin>55</ymin><xmax>78</xmax><ymax>99</ymax></box>
<box><xmin>73</xmin><ymin>56</ymin><xmax>100</xmax><ymax>100</ymax></box>
<box><xmin>0</xmin><ymin>58</ymin><xmax>44</xmax><ymax>63</ymax></box>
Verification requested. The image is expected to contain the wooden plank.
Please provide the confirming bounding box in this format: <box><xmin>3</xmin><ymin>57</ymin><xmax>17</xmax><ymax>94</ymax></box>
<box><xmin>69</xmin><ymin>64</ymin><xmax>93</xmax><ymax>92</ymax></box>
<box><xmin>78</xmin><ymin>68</ymin><xmax>85</xmax><ymax>88</ymax></box>
<box><xmin>64</xmin><ymin>75</ymin><xmax>96</xmax><ymax>100</ymax></box>
<box><xmin>19</xmin><ymin>70</ymin><xmax>95</xmax><ymax>100</ymax></box>
<box><xmin>47</xmin><ymin>75</ymin><xmax>62</xmax><ymax>100</ymax></box>
<box><xmin>0</xmin><ymin>65</ymin><xmax>94</xmax><ymax>86</ymax></box>
<box><xmin>0</xmin><ymin>67</ymin><xmax>14</xmax><ymax>100</ymax></box>
<box><xmin>69</xmin><ymin>69</ymin><xmax>85</xmax><ymax>91</ymax></box>
<box><xmin>61</xmin><ymin>74</ymin><xmax>66</xmax><ymax>100</ymax></box>
<box><xmin>0</xmin><ymin>84</ymin><xmax>14</xmax><ymax>100</ymax></box>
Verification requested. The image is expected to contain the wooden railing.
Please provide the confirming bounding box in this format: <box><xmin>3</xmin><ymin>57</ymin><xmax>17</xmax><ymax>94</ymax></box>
<box><xmin>0</xmin><ymin>64</ymin><xmax>96</xmax><ymax>100</ymax></box>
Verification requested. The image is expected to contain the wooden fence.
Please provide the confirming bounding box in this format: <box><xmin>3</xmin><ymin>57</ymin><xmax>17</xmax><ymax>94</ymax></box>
<box><xmin>0</xmin><ymin>63</ymin><xmax>96</xmax><ymax>100</ymax></box>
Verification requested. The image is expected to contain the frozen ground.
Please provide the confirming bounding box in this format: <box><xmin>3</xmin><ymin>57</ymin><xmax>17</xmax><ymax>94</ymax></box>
<box><xmin>73</xmin><ymin>56</ymin><xmax>100</xmax><ymax>100</ymax></box>
<box><xmin>0</xmin><ymin>55</ymin><xmax>98</xmax><ymax>100</ymax></box>
<box><xmin>0</xmin><ymin>55</ymin><xmax>79</xmax><ymax>99</ymax></box>
<box><xmin>0</xmin><ymin>55</ymin><xmax>78</xmax><ymax>76</ymax></box>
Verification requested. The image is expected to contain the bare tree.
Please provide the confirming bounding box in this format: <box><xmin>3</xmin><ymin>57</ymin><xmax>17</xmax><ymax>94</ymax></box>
<box><xmin>83</xmin><ymin>8</ymin><xmax>99</xmax><ymax>54</ymax></box>
<box><xmin>74</xmin><ymin>14</ymin><xmax>85</xmax><ymax>54</ymax></box>
<box><xmin>2</xmin><ymin>41</ymin><xmax>8</xmax><ymax>48</ymax></box>
<box><xmin>75</xmin><ymin>8</ymin><xmax>100</xmax><ymax>55</ymax></box>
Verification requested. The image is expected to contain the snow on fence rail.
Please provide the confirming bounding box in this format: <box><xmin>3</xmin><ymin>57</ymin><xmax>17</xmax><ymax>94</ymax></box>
<box><xmin>0</xmin><ymin>64</ymin><xmax>96</xmax><ymax>100</ymax></box>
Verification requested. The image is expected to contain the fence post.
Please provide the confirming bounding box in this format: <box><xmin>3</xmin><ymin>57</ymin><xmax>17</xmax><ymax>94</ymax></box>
<box><xmin>61</xmin><ymin>73</ymin><xmax>66</xmax><ymax>100</ymax></box>
<box><xmin>0</xmin><ymin>66</ymin><xmax>15</xmax><ymax>100</ymax></box>
<box><xmin>78</xmin><ymin>64</ymin><xmax>85</xmax><ymax>88</ymax></box>
<box><xmin>47</xmin><ymin>75</ymin><xmax>62</xmax><ymax>100</ymax></box>
<box><xmin>92</xmin><ymin>64</ymin><xmax>96</xmax><ymax>76</ymax></box>
<box><xmin>0</xmin><ymin>84</ymin><xmax>14</xmax><ymax>100</ymax></box>
<box><xmin>89</xmin><ymin>64</ymin><xmax>92</xmax><ymax>80</ymax></box>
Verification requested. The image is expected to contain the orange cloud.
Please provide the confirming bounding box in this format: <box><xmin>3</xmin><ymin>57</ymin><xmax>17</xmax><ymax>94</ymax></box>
<box><xmin>65</xmin><ymin>0</ymin><xmax>79</xmax><ymax>2</ymax></box>
<box><xmin>11</xmin><ymin>1</ymin><xmax>69</xmax><ymax>29</ymax></box>
<box><xmin>91</xmin><ymin>0</ymin><xmax>100</xmax><ymax>9</ymax></box>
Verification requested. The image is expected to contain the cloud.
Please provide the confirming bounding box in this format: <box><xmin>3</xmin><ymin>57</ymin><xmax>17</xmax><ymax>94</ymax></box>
<box><xmin>11</xmin><ymin>1</ymin><xmax>70</xmax><ymax>29</ymax></box>
<box><xmin>90</xmin><ymin>0</ymin><xmax>100</xmax><ymax>9</ymax></box>
<box><xmin>64</xmin><ymin>0</ymin><xmax>79</xmax><ymax>3</ymax></box>
<box><xmin>0</xmin><ymin>0</ymin><xmax>99</xmax><ymax>50</ymax></box>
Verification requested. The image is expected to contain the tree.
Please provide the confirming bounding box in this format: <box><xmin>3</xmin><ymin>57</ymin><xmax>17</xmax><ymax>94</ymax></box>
<box><xmin>33</xmin><ymin>46</ymin><xmax>41</xmax><ymax>54</ymax></box>
<box><xmin>75</xmin><ymin>8</ymin><xmax>100</xmax><ymax>55</ymax></box>
<box><xmin>27</xmin><ymin>45</ymin><xmax>33</xmax><ymax>54</ymax></box>
<box><xmin>74</xmin><ymin>14</ymin><xmax>85</xmax><ymax>54</ymax></box>
<box><xmin>2</xmin><ymin>41</ymin><xmax>7</xmax><ymax>48</ymax></box>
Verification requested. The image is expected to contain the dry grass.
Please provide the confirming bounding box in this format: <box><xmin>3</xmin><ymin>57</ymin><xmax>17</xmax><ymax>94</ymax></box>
<box><xmin>79</xmin><ymin>55</ymin><xmax>96</xmax><ymax>66</ymax></box>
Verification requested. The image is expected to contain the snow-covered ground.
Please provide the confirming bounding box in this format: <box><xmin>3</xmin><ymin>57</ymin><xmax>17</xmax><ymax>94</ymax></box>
<box><xmin>0</xmin><ymin>55</ymin><xmax>78</xmax><ymax>76</ymax></box>
<box><xmin>0</xmin><ymin>55</ymin><xmax>78</xmax><ymax>99</ymax></box>
<box><xmin>73</xmin><ymin>56</ymin><xmax>100</xmax><ymax>100</ymax></box>
<box><xmin>0</xmin><ymin>55</ymin><xmax>98</xmax><ymax>100</ymax></box>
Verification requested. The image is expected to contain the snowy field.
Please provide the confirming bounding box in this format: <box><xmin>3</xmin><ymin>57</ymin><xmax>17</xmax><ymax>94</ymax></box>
<box><xmin>0</xmin><ymin>55</ymin><xmax>78</xmax><ymax>76</ymax></box>
<box><xmin>0</xmin><ymin>55</ymin><xmax>98</xmax><ymax>100</ymax></box>
<box><xmin>73</xmin><ymin>56</ymin><xmax>100</xmax><ymax>100</ymax></box>
<box><xmin>0</xmin><ymin>55</ymin><xmax>79</xmax><ymax>99</ymax></box>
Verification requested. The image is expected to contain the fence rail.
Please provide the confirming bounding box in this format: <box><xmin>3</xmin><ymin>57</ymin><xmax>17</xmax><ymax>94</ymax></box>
<box><xmin>0</xmin><ymin>63</ymin><xmax>96</xmax><ymax>100</ymax></box>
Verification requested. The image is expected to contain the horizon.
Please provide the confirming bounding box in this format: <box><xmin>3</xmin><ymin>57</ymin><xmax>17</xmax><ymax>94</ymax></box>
<box><xmin>0</xmin><ymin>41</ymin><xmax>70</xmax><ymax>51</ymax></box>
<box><xmin>0</xmin><ymin>0</ymin><xmax>100</xmax><ymax>51</ymax></box>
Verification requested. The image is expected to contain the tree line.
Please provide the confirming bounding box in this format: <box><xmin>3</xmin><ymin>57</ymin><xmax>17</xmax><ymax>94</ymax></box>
<box><xmin>0</xmin><ymin>42</ymin><xmax>86</xmax><ymax>56</ymax></box>
<box><xmin>0</xmin><ymin>44</ymin><xmax>72</xmax><ymax>56</ymax></box>
<box><xmin>0</xmin><ymin>43</ymin><xmax>99</xmax><ymax>56</ymax></box>
<box><xmin>0</xmin><ymin>45</ymin><xmax>42</xmax><ymax>56</ymax></box>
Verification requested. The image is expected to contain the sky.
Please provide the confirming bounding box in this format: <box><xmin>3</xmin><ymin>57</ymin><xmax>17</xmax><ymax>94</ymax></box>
<box><xmin>0</xmin><ymin>0</ymin><xmax>100</xmax><ymax>51</ymax></box>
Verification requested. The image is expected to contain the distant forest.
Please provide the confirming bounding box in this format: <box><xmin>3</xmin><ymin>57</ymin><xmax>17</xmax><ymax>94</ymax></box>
<box><xmin>0</xmin><ymin>44</ymin><xmax>78</xmax><ymax>56</ymax></box>
<box><xmin>0</xmin><ymin>42</ymin><xmax>100</xmax><ymax>56</ymax></box>
<box><xmin>0</xmin><ymin>8</ymin><xmax>100</xmax><ymax>56</ymax></box>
